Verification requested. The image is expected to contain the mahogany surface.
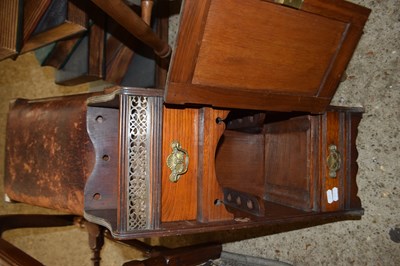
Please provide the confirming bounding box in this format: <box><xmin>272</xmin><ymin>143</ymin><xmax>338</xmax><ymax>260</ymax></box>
<box><xmin>165</xmin><ymin>0</ymin><xmax>370</xmax><ymax>113</ymax></box>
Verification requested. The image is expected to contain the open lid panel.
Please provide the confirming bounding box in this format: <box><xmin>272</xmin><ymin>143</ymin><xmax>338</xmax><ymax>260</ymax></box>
<box><xmin>165</xmin><ymin>0</ymin><xmax>370</xmax><ymax>113</ymax></box>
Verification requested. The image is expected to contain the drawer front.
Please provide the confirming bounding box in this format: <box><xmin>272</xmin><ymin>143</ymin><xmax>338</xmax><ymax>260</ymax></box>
<box><xmin>320</xmin><ymin>109</ymin><xmax>363</xmax><ymax>212</ymax></box>
<box><xmin>161</xmin><ymin>107</ymin><xmax>233</xmax><ymax>223</ymax></box>
<box><xmin>161</xmin><ymin>107</ymin><xmax>200</xmax><ymax>222</ymax></box>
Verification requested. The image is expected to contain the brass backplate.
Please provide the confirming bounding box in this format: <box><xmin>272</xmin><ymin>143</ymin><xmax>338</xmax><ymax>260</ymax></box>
<box><xmin>166</xmin><ymin>141</ymin><xmax>189</xmax><ymax>183</ymax></box>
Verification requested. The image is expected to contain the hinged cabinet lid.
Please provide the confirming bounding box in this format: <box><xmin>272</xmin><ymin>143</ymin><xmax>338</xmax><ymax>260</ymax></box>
<box><xmin>165</xmin><ymin>0</ymin><xmax>370</xmax><ymax>113</ymax></box>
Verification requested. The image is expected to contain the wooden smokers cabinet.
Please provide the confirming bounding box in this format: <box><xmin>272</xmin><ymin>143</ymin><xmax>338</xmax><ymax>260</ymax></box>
<box><xmin>4</xmin><ymin>0</ymin><xmax>370</xmax><ymax>247</ymax></box>
<box><xmin>5</xmin><ymin>89</ymin><xmax>364</xmax><ymax>239</ymax></box>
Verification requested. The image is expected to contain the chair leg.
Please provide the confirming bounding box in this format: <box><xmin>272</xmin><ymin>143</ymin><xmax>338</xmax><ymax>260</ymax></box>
<box><xmin>83</xmin><ymin>220</ymin><xmax>105</xmax><ymax>266</ymax></box>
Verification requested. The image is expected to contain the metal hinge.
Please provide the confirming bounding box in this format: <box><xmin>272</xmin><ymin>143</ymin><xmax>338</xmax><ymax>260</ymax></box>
<box><xmin>275</xmin><ymin>0</ymin><xmax>304</xmax><ymax>9</ymax></box>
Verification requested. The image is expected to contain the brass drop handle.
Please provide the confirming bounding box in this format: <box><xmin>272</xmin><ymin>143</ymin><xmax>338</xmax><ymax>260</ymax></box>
<box><xmin>166</xmin><ymin>141</ymin><xmax>189</xmax><ymax>183</ymax></box>
<box><xmin>327</xmin><ymin>144</ymin><xmax>341</xmax><ymax>178</ymax></box>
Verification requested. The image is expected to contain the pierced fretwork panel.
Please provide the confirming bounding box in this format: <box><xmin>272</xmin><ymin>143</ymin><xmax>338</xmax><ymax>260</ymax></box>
<box><xmin>127</xmin><ymin>95</ymin><xmax>150</xmax><ymax>230</ymax></box>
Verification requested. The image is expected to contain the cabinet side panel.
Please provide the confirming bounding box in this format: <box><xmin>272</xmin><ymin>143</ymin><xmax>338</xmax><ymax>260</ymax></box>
<box><xmin>5</xmin><ymin>95</ymin><xmax>95</xmax><ymax>215</ymax></box>
<box><xmin>346</xmin><ymin>112</ymin><xmax>362</xmax><ymax>210</ymax></box>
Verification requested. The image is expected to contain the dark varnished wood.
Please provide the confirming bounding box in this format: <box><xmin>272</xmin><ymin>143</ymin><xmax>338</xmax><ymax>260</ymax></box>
<box><xmin>104</xmin><ymin>8</ymin><xmax>143</xmax><ymax>85</ymax></box>
<box><xmin>84</xmin><ymin>106</ymin><xmax>119</xmax><ymax>219</ymax></box>
<box><xmin>0</xmin><ymin>215</ymin><xmax>76</xmax><ymax>234</ymax></box>
<box><xmin>111</xmin><ymin>209</ymin><xmax>363</xmax><ymax>240</ymax></box>
<box><xmin>54</xmin><ymin>27</ymin><xmax>105</xmax><ymax>86</ymax></box>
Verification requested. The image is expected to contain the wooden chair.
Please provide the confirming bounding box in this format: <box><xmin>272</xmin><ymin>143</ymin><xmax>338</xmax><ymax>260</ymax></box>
<box><xmin>0</xmin><ymin>215</ymin><xmax>221</xmax><ymax>265</ymax></box>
